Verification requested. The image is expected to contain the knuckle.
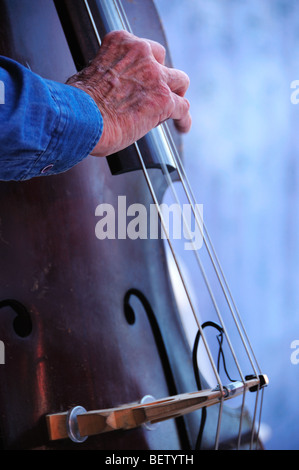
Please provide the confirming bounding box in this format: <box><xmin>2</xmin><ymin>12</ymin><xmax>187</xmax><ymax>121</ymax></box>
<box><xmin>181</xmin><ymin>70</ymin><xmax>190</xmax><ymax>85</ymax></box>
<box><xmin>175</xmin><ymin>69</ymin><xmax>190</xmax><ymax>91</ymax></box>
<box><xmin>153</xmin><ymin>41</ymin><xmax>166</xmax><ymax>56</ymax></box>
<box><xmin>159</xmin><ymin>43</ymin><xmax>166</xmax><ymax>55</ymax></box>
<box><xmin>148</xmin><ymin>61</ymin><xmax>162</xmax><ymax>81</ymax></box>
<box><xmin>133</xmin><ymin>39</ymin><xmax>152</xmax><ymax>57</ymax></box>
<box><xmin>183</xmin><ymin>97</ymin><xmax>190</xmax><ymax>111</ymax></box>
<box><xmin>104</xmin><ymin>30</ymin><xmax>130</xmax><ymax>43</ymax></box>
<box><xmin>184</xmin><ymin>75</ymin><xmax>190</xmax><ymax>91</ymax></box>
<box><xmin>158</xmin><ymin>44</ymin><xmax>167</xmax><ymax>61</ymax></box>
<box><xmin>168</xmin><ymin>93</ymin><xmax>177</xmax><ymax>112</ymax></box>
<box><xmin>156</xmin><ymin>86</ymin><xmax>173</xmax><ymax>114</ymax></box>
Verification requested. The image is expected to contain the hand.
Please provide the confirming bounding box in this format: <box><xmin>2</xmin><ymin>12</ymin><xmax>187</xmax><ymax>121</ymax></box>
<box><xmin>66</xmin><ymin>30</ymin><xmax>191</xmax><ymax>157</ymax></box>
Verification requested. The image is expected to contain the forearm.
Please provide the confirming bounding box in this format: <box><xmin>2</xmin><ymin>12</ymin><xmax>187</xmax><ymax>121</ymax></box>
<box><xmin>0</xmin><ymin>56</ymin><xmax>103</xmax><ymax>181</ymax></box>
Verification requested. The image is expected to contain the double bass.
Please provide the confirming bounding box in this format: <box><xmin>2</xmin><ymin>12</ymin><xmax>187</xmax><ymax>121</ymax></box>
<box><xmin>0</xmin><ymin>0</ymin><xmax>268</xmax><ymax>451</ymax></box>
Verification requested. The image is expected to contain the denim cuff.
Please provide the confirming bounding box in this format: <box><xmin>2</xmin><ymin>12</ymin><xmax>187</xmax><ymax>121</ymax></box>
<box><xmin>23</xmin><ymin>80</ymin><xmax>103</xmax><ymax>179</ymax></box>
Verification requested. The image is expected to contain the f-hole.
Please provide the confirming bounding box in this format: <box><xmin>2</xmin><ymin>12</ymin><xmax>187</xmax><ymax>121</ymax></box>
<box><xmin>0</xmin><ymin>299</ymin><xmax>32</xmax><ymax>337</ymax></box>
<box><xmin>123</xmin><ymin>288</ymin><xmax>190</xmax><ymax>449</ymax></box>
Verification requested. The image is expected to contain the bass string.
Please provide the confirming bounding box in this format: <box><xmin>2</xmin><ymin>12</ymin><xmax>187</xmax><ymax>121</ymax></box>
<box><xmin>161</xmin><ymin>124</ymin><xmax>262</xmax><ymax>376</ymax></box>
<box><xmin>148</xmin><ymin>113</ymin><xmax>263</xmax><ymax>451</ymax></box>
<box><xmin>83</xmin><ymin>0</ymin><xmax>258</xmax><ymax>379</ymax></box>
<box><xmin>113</xmin><ymin>0</ymin><xmax>259</xmax><ymax>381</ymax></box>
<box><xmin>83</xmin><ymin>0</ymin><xmax>263</xmax><ymax>449</ymax></box>
<box><xmin>159</xmin><ymin>104</ymin><xmax>264</xmax><ymax>451</ymax></box>
<box><xmin>133</xmin><ymin>140</ymin><xmax>227</xmax><ymax>450</ymax></box>
<box><xmin>110</xmin><ymin>0</ymin><xmax>240</xmax><ymax>379</ymax></box>
<box><xmin>83</xmin><ymin>0</ymin><xmax>225</xmax><ymax>450</ymax></box>
<box><xmin>163</xmin><ymin>125</ymin><xmax>263</xmax><ymax>377</ymax></box>
<box><xmin>82</xmin><ymin>0</ymin><xmax>224</xmax><ymax>392</ymax></box>
<box><xmin>112</xmin><ymin>0</ymin><xmax>264</xmax><ymax>450</ymax></box>
<box><xmin>106</xmin><ymin>0</ymin><xmax>229</xmax><ymax>396</ymax></box>
<box><xmin>160</xmin><ymin>124</ymin><xmax>265</xmax><ymax>449</ymax></box>
<box><xmin>145</xmin><ymin>133</ymin><xmax>250</xmax><ymax>449</ymax></box>
<box><xmin>85</xmin><ymin>0</ymin><xmax>258</xmax><ymax>452</ymax></box>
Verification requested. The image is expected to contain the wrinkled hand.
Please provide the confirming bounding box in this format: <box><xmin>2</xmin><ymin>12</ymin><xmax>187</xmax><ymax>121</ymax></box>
<box><xmin>66</xmin><ymin>30</ymin><xmax>191</xmax><ymax>157</ymax></box>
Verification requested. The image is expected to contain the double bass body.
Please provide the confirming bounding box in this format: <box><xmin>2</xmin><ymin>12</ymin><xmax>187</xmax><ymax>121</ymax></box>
<box><xmin>0</xmin><ymin>0</ymin><xmax>200</xmax><ymax>450</ymax></box>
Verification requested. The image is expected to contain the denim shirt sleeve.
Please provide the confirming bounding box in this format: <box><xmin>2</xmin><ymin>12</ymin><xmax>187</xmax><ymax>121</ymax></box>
<box><xmin>0</xmin><ymin>56</ymin><xmax>103</xmax><ymax>181</ymax></box>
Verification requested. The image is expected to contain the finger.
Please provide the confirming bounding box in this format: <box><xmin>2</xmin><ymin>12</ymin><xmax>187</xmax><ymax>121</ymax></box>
<box><xmin>169</xmin><ymin>94</ymin><xmax>192</xmax><ymax>133</ymax></box>
<box><xmin>173</xmin><ymin>113</ymin><xmax>192</xmax><ymax>133</ymax></box>
<box><xmin>163</xmin><ymin>66</ymin><xmax>190</xmax><ymax>97</ymax></box>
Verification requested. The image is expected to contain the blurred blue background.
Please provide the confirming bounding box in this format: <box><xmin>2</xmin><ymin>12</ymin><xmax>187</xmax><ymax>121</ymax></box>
<box><xmin>155</xmin><ymin>0</ymin><xmax>299</xmax><ymax>450</ymax></box>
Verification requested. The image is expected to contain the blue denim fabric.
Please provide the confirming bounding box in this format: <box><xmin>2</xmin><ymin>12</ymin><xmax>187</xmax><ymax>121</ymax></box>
<box><xmin>0</xmin><ymin>56</ymin><xmax>103</xmax><ymax>181</ymax></box>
